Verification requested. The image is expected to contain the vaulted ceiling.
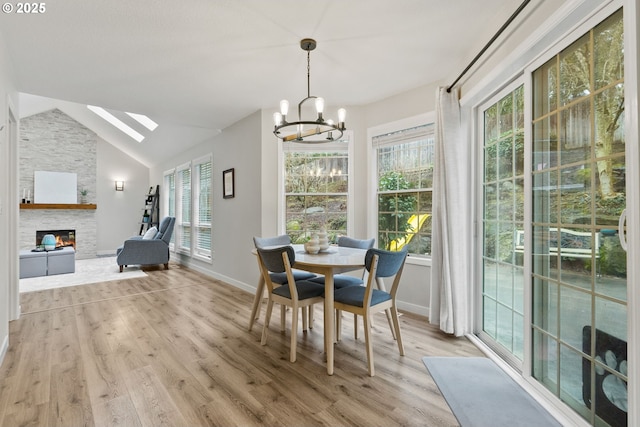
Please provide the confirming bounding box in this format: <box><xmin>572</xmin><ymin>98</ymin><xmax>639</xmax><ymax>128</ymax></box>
<box><xmin>0</xmin><ymin>0</ymin><xmax>526</xmax><ymax>166</ymax></box>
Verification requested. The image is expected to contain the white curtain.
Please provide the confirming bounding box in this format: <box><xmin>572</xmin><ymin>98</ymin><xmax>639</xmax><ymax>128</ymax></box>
<box><xmin>429</xmin><ymin>86</ymin><xmax>471</xmax><ymax>337</ymax></box>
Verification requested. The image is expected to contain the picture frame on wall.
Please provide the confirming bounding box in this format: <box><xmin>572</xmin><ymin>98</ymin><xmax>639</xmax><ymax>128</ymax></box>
<box><xmin>223</xmin><ymin>168</ymin><xmax>235</xmax><ymax>199</ymax></box>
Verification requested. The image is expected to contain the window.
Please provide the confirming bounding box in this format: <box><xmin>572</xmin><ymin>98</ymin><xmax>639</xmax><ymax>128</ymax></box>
<box><xmin>373</xmin><ymin>123</ymin><xmax>434</xmax><ymax>256</ymax></box>
<box><xmin>176</xmin><ymin>163</ymin><xmax>191</xmax><ymax>254</ymax></box>
<box><xmin>193</xmin><ymin>156</ymin><xmax>212</xmax><ymax>259</ymax></box>
<box><xmin>282</xmin><ymin>136</ymin><xmax>351</xmax><ymax>243</ymax></box>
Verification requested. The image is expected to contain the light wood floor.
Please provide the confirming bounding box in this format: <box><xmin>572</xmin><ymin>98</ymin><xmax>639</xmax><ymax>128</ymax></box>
<box><xmin>1</xmin><ymin>261</ymin><xmax>483</xmax><ymax>427</ymax></box>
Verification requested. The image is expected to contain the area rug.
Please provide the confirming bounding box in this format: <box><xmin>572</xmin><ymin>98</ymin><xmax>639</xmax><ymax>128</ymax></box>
<box><xmin>422</xmin><ymin>357</ymin><xmax>561</xmax><ymax>427</ymax></box>
<box><xmin>20</xmin><ymin>256</ymin><xmax>146</xmax><ymax>293</ymax></box>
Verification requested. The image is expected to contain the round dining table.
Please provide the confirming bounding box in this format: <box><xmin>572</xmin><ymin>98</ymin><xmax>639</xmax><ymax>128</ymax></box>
<box><xmin>250</xmin><ymin>244</ymin><xmax>367</xmax><ymax>375</ymax></box>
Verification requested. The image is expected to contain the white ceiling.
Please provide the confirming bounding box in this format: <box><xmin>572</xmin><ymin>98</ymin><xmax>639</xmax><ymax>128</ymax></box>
<box><xmin>0</xmin><ymin>0</ymin><xmax>525</xmax><ymax>167</ymax></box>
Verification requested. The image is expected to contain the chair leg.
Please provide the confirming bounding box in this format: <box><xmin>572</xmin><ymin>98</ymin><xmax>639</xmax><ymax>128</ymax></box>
<box><xmin>308</xmin><ymin>305</ymin><xmax>314</xmax><ymax>329</ymax></box>
<box><xmin>290</xmin><ymin>306</ymin><xmax>298</xmax><ymax>363</ymax></box>
<box><xmin>354</xmin><ymin>314</ymin><xmax>358</xmax><ymax>340</ymax></box>
<box><xmin>280</xmin><ymin>305</ymin><xmax>286</xmax><ymax>332</ymax></box>
<box><xmin>248</xmin><ymin>276</ymin><xmax>265</xmax><ymax>332</ymax></box>
<box><xmin>336</xmin><ymin>310</ymin><xmax>342</xmax><ymax>341</ymax></box>
<box><xmin>363</xmin><ymin>313</ymin><xmax>375</xmax><ymax>376</ymax></box>
<box><xmin>302</xmin><ymin>306</ymin><xmax>308</xmax><ymax>331</ymax></box>
<box><xmin>384</xmin><ymin>309</ymin><xmax>397</xmax><ymax>340</ymax></box>
<box><xmin>261</xmin><ymin>300</ymin><xmax>274</xmax><ymax>345</ymax></box>
<box><xmin>391</xmin><ymin>305</ymin><xmax>405</xmax><ymax>356</ymax></box>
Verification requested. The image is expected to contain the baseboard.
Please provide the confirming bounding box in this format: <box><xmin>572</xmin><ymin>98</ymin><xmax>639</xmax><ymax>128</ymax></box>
<box><xmin>177</xmin><ymin>259</ymin><xmax>256</xmax><ymax>295</ymax></box>
<box><xmin>396</xmin><ymin>300</ymin><xmax>429</xmax><ymax>317</ymax></box>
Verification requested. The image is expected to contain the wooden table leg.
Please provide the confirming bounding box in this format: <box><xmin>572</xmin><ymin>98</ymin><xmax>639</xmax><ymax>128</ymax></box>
<box><xmin>248</xmin><ymin>275</ymin><xmax>265</xmax><ymax>331</ymax></box>
<box><xmin>324</xmin><ymin>268</ymin><xmax>334</xmax><ymax>375</ymax></box>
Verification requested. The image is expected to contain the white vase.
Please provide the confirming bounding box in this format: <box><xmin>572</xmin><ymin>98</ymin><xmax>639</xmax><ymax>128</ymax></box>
<box><xmin>304</xmin><ymin>234</ymin><xmax>320</xmax><ymax>254</ymax></box>
<box><xmin>318</xmin><ymin>229</ymin><xmax>330</xmax><ymax>252</ymax></box>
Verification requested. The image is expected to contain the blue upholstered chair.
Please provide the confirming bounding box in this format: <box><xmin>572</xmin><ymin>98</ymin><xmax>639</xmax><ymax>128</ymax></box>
<box><xmin>249</xmin><ymin>235</ymin><xmax>317</xmax><ymax>332</ymax></box>
<box><xmin>333</xmin><ymin>247</ymin><xmax>408</xmax><ymax>376</ymax></box>
<box><xmin>116</xmin><ymin>216</ymin><xmax>175</xmax><ymax>272</ymax></box>
<box><xmin>256</xmin><ymin>245</ymin><xmax>325</xmax><ymax>362</ymax></box>
<box><xmin>309</xmin><ymin>236</ymin><xmax>375</xmax><ymax>288</ymax></box>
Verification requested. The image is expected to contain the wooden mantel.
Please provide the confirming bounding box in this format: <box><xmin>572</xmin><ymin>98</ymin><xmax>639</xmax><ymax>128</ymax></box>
<box><xmin>20</xmin><ymin>203</ymin><xmax>97</xmax><ymax>210</ymax></box>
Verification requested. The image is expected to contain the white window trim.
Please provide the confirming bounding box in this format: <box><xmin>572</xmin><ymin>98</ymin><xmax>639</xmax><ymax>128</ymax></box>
<box><xmin>175</xmin><ymin>161</ymin><xmax>192</xmax><ymax>256</ymax></box>
<box><xmin>163</xmin><ymin>168</ymin><xmax>176</xmax><ymax>252</ymax></box>
<box><xmin>367</xmin><ymin>112</ymin><xmax>435</xmax><ymax>266</ymax></box>
<box><xmin>277</xmin><ymin>130</ymin><xmax>354</xmax><ymax>236</ymax></box>
<box><xmin>192</xmin><ymin>154</ymin><xmax>213</xmax><ymax>263</ymax></box>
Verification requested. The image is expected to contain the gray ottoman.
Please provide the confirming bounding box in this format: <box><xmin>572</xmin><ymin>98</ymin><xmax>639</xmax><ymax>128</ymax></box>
<box><xmin>19</xmin><ymin>250</ymin><xmax>47</xmax><ymax>279</ymax></box>
<box><xmin>47</xmin><ymin>247</ymin><xmax>76</xmax><ymax>275</ymax></box>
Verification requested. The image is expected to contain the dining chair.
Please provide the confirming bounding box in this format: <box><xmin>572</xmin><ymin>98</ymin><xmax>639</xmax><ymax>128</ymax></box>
<box><xmin>333</xmin><ymin>247</ymin><xmax>408</xmax><ymax>376</ymax></box>
<box><xmin>249</xmin><ymin>235</ymin><xmax>317</xmax><ymax>332</ymax></box>
<box><xmin>256</xmin><ymin>245</ymin><xmax>325</xmax><ymax>363</ymax></box>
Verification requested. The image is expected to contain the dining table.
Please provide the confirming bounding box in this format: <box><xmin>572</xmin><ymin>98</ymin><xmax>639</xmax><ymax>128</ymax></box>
<box><xmin>250</xmin><ymin>243</ymin><xmax>367</xmax><ymax>375</ymax></box>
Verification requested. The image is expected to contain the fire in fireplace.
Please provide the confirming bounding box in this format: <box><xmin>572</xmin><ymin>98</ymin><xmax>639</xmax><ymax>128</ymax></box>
<box><xmin>36</xmin><ymin>230</ymin><xmax>76</xmax><ymax>249</ymax></box>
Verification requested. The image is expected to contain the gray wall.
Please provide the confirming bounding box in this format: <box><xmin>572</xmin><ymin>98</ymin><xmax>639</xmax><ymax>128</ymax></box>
<box><xmin>149</xmin><ymin>110</ymin><xmax>263</xmax><ymax>291</ymax></box>
<box><xmin>96</xmin><ymin>137</ymin><xmax>150</xmax><ymax>253</ymax></box>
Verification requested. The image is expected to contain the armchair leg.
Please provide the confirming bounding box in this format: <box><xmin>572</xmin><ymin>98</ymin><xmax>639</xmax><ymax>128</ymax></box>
<box><xmin>119</xmin><ymin>265</ymin><xmax>123</xmax><ymax>272</ymax></box>
<box><xmin>164</xmin><ymin>263</ymin><xmax>169</xmax><ymax>270</ymax></box>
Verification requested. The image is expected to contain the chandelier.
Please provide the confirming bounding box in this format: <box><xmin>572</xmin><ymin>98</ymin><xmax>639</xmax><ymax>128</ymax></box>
<box><xmin>273</xmin><ymin>38</ymin><xmax>346</xmax><ymax>143</ymax></box>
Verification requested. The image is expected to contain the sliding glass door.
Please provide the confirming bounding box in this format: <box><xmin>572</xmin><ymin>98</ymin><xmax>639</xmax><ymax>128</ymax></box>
<box><xmin>531</xmin><ymin>10</ymin><xmax>627</xmax><ymax>425</ymax></box>
<box><xmin>481</xmin><ymin>84</ymin><xmax>525</xmax><ymax>366</ymax></box>
<box><xmin>479</xmin><ymin>8</ymin><xmax>627</xmax><ymax>426</ymax></box>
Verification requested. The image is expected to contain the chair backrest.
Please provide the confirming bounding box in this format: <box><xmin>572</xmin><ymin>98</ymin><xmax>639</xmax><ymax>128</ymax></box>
<box><xmin>364</xmin><ymin>247</ymin><xmax>408</xmax><ymax>278</ymax></box>
<box><xmin>363</xmin><ymin>247</ymin><xmax>408</xmax><ymax>299</ymax></box>
<box><xmin>253</xmin><ymin>234</ymin><xmax>292</xmax><ymax>249</ymax></box>
<box><xmin>256</xmin><ymin>245</ymin><xmax>299</xmax><ymax>299</ymax></box>
<box><xmin>338</xmin><ymin>236</ymin><xmax>375</xmax><ymax>249</ymax></box>
<box><xmin>155</xmin><ymin>217</ymin><xmax>175</xmax><ymax>244</ymax></box>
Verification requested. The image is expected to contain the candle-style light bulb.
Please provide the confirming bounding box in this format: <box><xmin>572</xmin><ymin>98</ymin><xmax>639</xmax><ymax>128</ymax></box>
<box><xmin>338</xmin><ymin>108</ymin><xmax>346</xmax><ymax>126</ymax></box>
<box><xmin>280</xmin><ymin>100</ymin><xmax>289</xmax><ymax>116</ymax></box>
<box><xmin>315</xmin><ymin>97</ymin><xmax>325</xmax><ymax>113</ymax></box>
<box><xmin>273</xmin><ymin>112</ymin><xmax>282</xmax><ymax>126</ymax></box>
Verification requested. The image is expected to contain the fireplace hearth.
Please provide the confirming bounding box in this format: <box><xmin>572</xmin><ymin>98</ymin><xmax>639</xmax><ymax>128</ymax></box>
<box><xmin>36</xmin><ymin>229</ymin><xmax>76</xmax><ymax>249</ymax></box>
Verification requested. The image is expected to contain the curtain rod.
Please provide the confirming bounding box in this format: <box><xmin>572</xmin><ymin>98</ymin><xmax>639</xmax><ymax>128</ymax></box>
<box><xmin>446</xmin><ymin>0</ymin><xmax>531</xmax><ymax>93</ymax></box>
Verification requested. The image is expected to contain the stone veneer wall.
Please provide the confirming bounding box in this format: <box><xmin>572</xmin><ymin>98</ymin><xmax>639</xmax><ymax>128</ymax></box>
<box><xmin>19</xmin><ymin>109</ymin><xmax>97</xmax><ymax>259</ymax></box>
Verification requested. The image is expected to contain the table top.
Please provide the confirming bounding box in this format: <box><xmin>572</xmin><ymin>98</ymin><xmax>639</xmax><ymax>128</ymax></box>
<box><xmin>290</xmin><ymin>244</ymin><xmax>366</xmax><ymax>269</ymax></box>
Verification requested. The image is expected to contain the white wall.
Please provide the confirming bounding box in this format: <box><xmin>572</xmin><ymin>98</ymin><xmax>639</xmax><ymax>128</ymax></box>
<box><xmin>0</xmin><ymin>30</ymin><xmax>19</xmax><ymax>364</ymax></box>
<box><xmin>96</xmin><ymin>138</ymin><xmax>149</xmax><ymax>254</ymax></box>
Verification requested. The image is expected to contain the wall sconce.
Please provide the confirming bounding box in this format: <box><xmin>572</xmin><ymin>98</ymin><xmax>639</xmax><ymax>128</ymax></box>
<box><xmin>115</xmin><ymin>181</ymin><xmax>124</xmax><ymax>191</ymax></box>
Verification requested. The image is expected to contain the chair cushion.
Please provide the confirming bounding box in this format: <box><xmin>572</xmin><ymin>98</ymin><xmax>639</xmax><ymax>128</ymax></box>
<box><xmin>272</xmin><ymin>280</ymin><xmax>324</xmax><ymax>300</ymax></box>
<box><xmin>334</xmin><ymin>286</ymin><xmax>391</xmax><ymax>307</ymax></box>
<box><xmin>310</xmin><ymin>274</ymin><xmax>363</xmax><ymax>288</ymax></box>
<box><xmin>269</xmin><ymin>270</ymin><xmax>316</xmax><ymax>284</ymax></box>
<box><xmin>142</xmin><ymin>226</ymin><xmax>158</xmax><ymax>240</ymax></box>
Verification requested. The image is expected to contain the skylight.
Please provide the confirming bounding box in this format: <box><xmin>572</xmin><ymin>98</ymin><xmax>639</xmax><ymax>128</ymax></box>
<box><xmin>126</xmin><ymin>112</ymin><xmax>158</xmax><ymax>131</ymax></box>
<box><xmin>87</xmin><ymin>105</ymin><xmax>145</xmax><ymax>142</ymax></box>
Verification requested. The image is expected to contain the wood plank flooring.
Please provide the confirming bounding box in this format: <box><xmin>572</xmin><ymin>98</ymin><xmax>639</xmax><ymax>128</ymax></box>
<box><xmin>2</xmin><ymin>262</ymin><xmax>484</xmax><ymax>426</ymax></box>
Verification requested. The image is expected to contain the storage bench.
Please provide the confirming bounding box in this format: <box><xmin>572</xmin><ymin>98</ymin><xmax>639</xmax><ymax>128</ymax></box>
<box><xmin>19</xmin><ymin>247</ymin><xmax>76</xmax><ymax>278</ymax></box>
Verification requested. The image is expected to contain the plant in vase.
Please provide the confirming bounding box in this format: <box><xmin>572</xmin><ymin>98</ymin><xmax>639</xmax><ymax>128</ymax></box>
<box><xmin>80</xmin><ymin>188</ymin><xmax>88</xmax><ymax>204</ymax></box>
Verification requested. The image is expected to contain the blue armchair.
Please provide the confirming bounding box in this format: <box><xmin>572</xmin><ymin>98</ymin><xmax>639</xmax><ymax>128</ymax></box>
<box><xmin>116</xmin><ymin>216</ymin><xmax>175</xmax><ymax>272</ymax></box>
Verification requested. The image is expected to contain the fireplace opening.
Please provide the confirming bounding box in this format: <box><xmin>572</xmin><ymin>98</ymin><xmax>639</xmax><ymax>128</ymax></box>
<box><xmin>36</xmin><ymin>230</ymin><xmax>76</xmax><ymax>249</ymax></box>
